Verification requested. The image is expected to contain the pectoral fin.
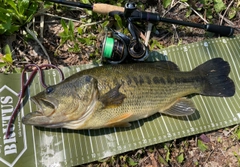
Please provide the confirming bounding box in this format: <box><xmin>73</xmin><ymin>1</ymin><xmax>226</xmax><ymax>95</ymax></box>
<box><xmin>100</xmin><ymin>84</ymin><xmax>126</xmax><ymax>108</ymax></box>
<box><xmin>163</xmin><ymin>98</ymin><xmax>195</xmax><ymax>116</ymax></box>
<box><xmin>106</xmin><ymin>113</ymin><xmax>132</xmax><ymax>127</ymax></box>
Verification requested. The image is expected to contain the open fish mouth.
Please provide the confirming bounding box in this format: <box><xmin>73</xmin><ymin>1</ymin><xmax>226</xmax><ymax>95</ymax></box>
<box><xmin>30</xmin><ymin>96</ymin><xmax>56</xmax><ymax>116</ymax></box>
<box><xmin>30</xmin><ymin>97</ymin><xmax>44</xmax><ymax>114</ymax></box>
<box><xmin>22</xmin><ymin>110</ymin><xmax>51</xmax><ymax>126</ymax></box>
<box><xmin>22</xmin><ymin>97</ymin><xmax>58</xmax><ymax>126</ymax></box>
<box><xmin>39</xmin><ymin>99</ymin><xmax>55</xmax><ymax>111</ymax></box>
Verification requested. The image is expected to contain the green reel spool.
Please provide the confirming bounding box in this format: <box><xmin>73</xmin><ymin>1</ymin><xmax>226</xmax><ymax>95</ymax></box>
<box><xmin>101</xmin><ymin>35</ymin><xmax>127</xmax><ymax>64</ymax></box>
<box><xmin>102</xmin><ymin>37</ymin><xmax>114</xmax><ymax>59</ymax></box>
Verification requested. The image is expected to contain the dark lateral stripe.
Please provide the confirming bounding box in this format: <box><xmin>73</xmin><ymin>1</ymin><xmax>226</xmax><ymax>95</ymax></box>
<box><xmin>145</xmin><ymin>76</ymin><xmax>151</xmax><ymax>84</ymax></box>
<box><xmin>151</xmin><ymin>76</ymin><xmax>205</xmax><ymax>85</ymax></box>
<box><xmin>126</xmin><ymin>75</ymin><xmax>132</xmax><ymax>85</ymax></box>
<box><xmin>129</xmin><ymin>75</ymin><xmax>146</xmax><ymax>86</ymax></box>
<box><xmin>125</xmin><ymin>75</ymin><xmax>203</xmax><ymax>86</ymax></box>
<box><xmin>173</xmin><ymin>76</ymin><xmax>204</xmax><ymax>83</ymax></box>
<box><xmin>125</xmin><ymin>75</ymin><xmax>147</xmax><ymax>86</ymax></box>
<box><xmin>133</xmin><ymin>76</ymin><xmax>139</xmax><ymax>85</ymax></box>
<box><xmin>139</xmin><ymin>75</ymin><xmax>144</xmax><ymax>85</ymax></box>
<box><xmin>153</xmin><ymin>77</ymin><xmax>166</xmax><ymax>84</ymax></box>
<box><xmin>167</xmin><ymin>76</ymin><xmax>174</xmax><ymax>84</ymax></box>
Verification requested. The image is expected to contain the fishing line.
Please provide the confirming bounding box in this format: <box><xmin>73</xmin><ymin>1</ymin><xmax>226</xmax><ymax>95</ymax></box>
<box><xmin>5</xmin><ymin>64</ymin><xmax>64</xmax><ymax>139</ymax></box>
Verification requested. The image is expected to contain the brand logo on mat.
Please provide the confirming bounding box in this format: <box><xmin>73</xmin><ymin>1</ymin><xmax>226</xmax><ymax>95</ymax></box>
<box><xmin>0</xmin><ymin>85</ymin><xmax>27</xmax><ymax>167</ymax></box>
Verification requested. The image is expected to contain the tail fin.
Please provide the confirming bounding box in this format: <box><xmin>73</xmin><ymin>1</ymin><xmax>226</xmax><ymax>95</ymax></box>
<box><xmin>192</xmin><ymin>58</ymin><xmax>235</xmax><ymax>97</ymax></box>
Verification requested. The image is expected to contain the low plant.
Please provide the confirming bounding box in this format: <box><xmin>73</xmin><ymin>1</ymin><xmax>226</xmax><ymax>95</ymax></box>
<box><xmin>195</xmin><ymin>0</ymin><xmax>226</xmax><ymax>19</ymax></box>
<box><xmin>0</xmin><ymin>0</ymin><xmax>39</xmax><ymax>35</ymax></box>
<box><xmin>186</xmin><ymin>0</ymin><xmax>239</xmax><ymax>20</ymax></box>
<box><xmin>197</xmin><ymin>139</ymin><xmax>209</xmax><ymax>152</ymax></box>
<box><xmin>233</xmin><ymin>125</ymin><xmax>240</xmax><ymax>140</ymax></box>
<box><xmin>57</xmin><ymin>19</ymin><xmax>97</xmax><ymax>54</ymax></box>
<box><xmin>0</xmin><ymin>45</ymin><xmax>21</xmax><ymax>73</ymax></box>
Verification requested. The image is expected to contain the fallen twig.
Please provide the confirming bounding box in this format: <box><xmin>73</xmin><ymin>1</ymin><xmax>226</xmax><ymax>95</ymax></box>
<box><xmin>145</xmin><ymin>8</ymin><xmax>155</xmax><ymax>46</ymax></box>
<box><xmin>183</xmin><ymin>2</ymin><xmax>209</xmax><ymax>24</ymax></box>
<box><xmin>218</xmin><ymin>13</ymin><xmax>235</xmax><ymax>26</ymax></box>
<box><xmin>41</xmin><ymin>12</ymin><xmax>84</xmax><ymax>23</ymax></box>
<box><xmin>225</xmin><ymin>125</ymin><xmax>239</xmax><ymax>136</ymax></box>
<box><xmin>25</xmin><ymin>24</ymin><xmax>51</xmax><ymax>64</ymax></box>
<box><xmin>220</xmin><ymin>0</ymin><xmax>234</xmax><ymax>25</ymax></box>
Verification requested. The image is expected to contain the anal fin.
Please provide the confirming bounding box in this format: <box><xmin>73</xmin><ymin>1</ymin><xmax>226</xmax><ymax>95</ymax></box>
<box><xmin>163</xmin><ymin>98</ymin><xmax>195</xmax><ymax>116</ymax></box>
<box><xmin>107</xmin><ymin>122</ymin><xmax>131</xmax><ymax>128</ymax></box>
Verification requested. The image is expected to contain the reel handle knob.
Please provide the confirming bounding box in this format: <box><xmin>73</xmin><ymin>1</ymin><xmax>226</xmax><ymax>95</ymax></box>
<box><xmin>124</xmin><ymin>2</ymin><xmax>137</xmax><ymax>18</ymax></box>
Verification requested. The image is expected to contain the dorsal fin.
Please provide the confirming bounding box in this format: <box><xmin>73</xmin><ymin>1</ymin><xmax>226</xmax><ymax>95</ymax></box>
<box><xmin>154</xmin><ymin>61</ymin><xmax>180</xmax><ymax>71</ymax></box>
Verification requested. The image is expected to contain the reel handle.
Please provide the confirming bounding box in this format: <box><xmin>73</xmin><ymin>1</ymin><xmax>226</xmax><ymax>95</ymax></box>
<box><xmin>46</xmin><ymin>0</ymin><xmax>124</xmax><ymax>14</ymax></box>
<box><xmin>93</xmin><ymin>3</ymin><xmax>124</xmax><ymax>14</ymax></box>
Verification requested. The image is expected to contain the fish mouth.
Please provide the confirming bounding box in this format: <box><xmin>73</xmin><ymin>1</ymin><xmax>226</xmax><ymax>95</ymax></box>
<box><xmin>22</xmin><ymin>97</ymin><xmax>58</xmax><ymax>126</ymax></box>
<box><xmin>30</xmin><ymin>96</ymin><xmax>56</xmax><ymax>116</ymax></box>
<box><xmin>22</xmin><ymin>111</ymin><xmax>47</xmax><ymax>124</ymax></box>
<box><xmin>22</xmin><ymin>111</ymin><xmax>63</xmax><ymax>128</ymax></box>
<box><xmin>30</xmin><ymin>97</ymin><xmax>43</xmax><ymax>114</ymax></box>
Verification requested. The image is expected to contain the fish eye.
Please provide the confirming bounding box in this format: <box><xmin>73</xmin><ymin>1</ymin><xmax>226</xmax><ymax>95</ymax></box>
<box><xmin>46</xmin><ymin>87</ymin><xmax>54</xmax><ymax>94</ymax></box>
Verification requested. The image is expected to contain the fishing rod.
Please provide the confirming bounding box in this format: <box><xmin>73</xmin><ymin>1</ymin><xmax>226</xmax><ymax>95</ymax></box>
<box><xmin>46</xmin><ymin>0</ymin><xmax>234</xmax><ymax>36</ymax></box>
<box><xmin>46</xmin><ymin>0</ymin><xmax>234</xmax><ymax>63</ymax></box>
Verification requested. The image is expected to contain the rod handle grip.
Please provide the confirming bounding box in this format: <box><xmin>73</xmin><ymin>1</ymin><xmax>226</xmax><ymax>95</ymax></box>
<box><xmin>93</xmin><ymin>3</ymin><xmax>124</xmax><ymax>14</ymax></box>
<box><xmin>205</xmin><ymin>24</ymin><xmax>234</xmax><ymax>37</ymax></box>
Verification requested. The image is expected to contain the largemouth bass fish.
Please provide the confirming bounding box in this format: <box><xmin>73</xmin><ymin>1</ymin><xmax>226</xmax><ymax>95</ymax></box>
<box><xmin>22</xmin><ymin>58</ymin><xmax>235</xmax><ymax>129</ymax></box>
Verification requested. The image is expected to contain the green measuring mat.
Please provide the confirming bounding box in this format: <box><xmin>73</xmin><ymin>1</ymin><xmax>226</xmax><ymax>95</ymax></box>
<box><xmin>0</xmin><ymin>36</ymin><xmax>239</xmax><ymax>167</ymax></box>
